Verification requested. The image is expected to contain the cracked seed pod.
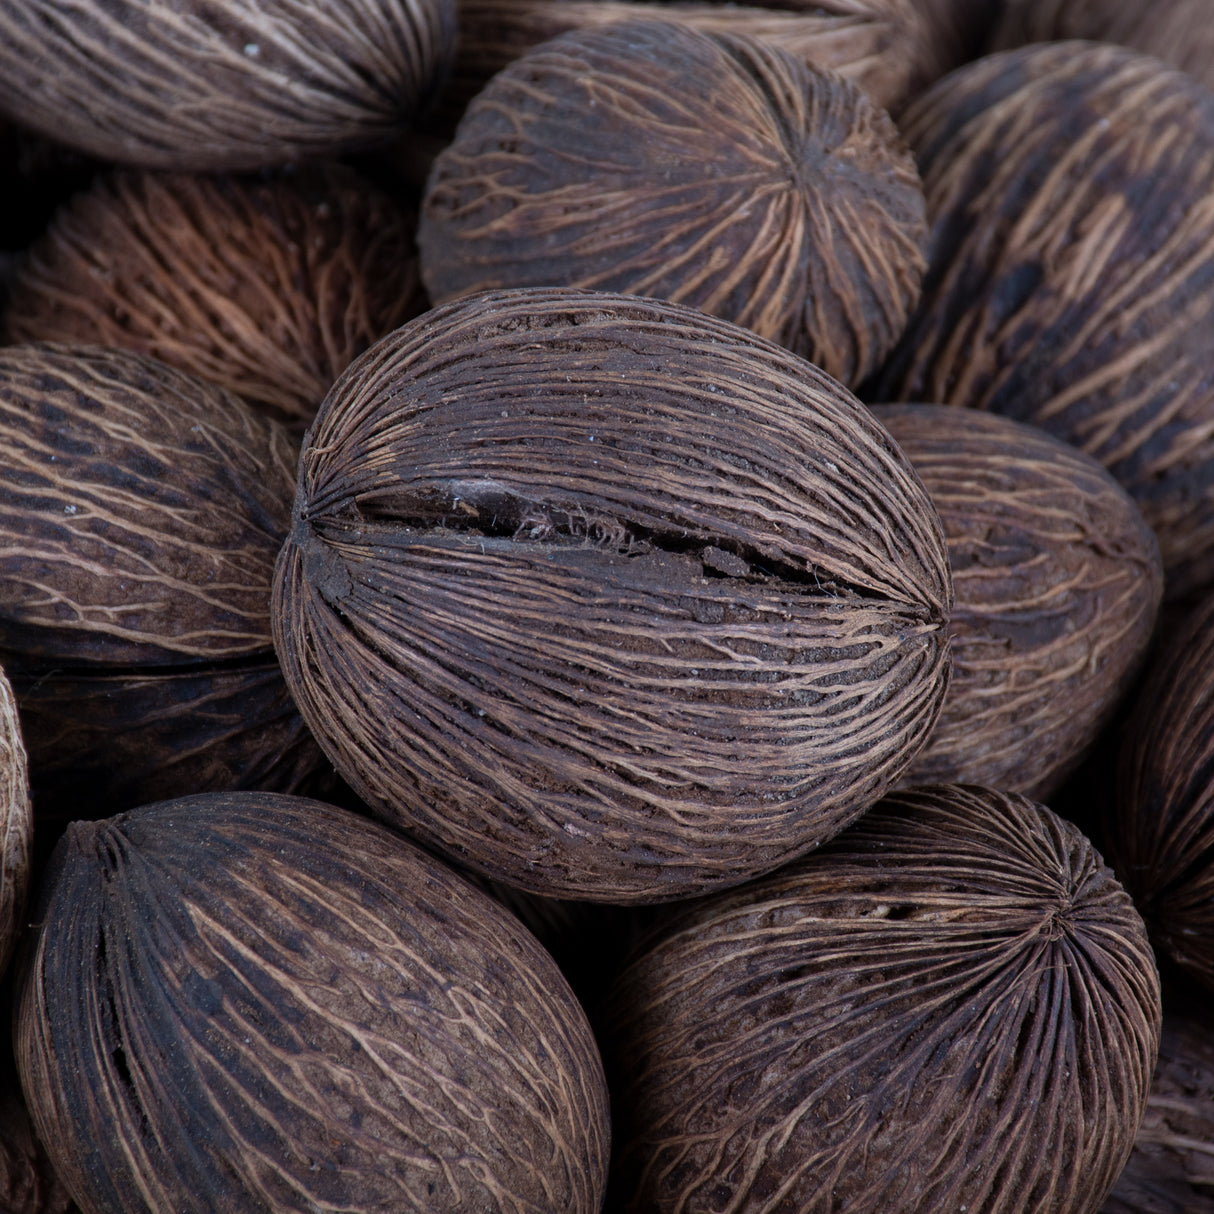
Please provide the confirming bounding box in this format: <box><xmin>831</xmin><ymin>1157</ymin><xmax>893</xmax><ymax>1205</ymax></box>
<box><xmin>418</xmin><ymin>23</ymin><xmax>927</xmax><ymax>387</ymax></box>
<box><xmin>0</xmin><ymin>664</ymin><xmax>31</xmax><ymax>981</ymax></box>
<box><xmin>0</xmin><ymin>0</ymin><xmax>457</xmax><ymax>171</ymax></box>
<box><xmin>871</xmin><ymin>404</ymin><xmax>1162</xmax><ymax>800</ymax></box>
<box><xmin>0</xmin><ymin>343</ymin><xmax>331</xmax><ymax>821</ymax></box>
<box><xmin>15</xmin><ymin>791</ymin><xmax>610</xmax><ymax>1214</ymax></box>
<box><xmin>606</xmin><ymin>784</ymin><xmax>1161</xmax><ymax>1214</ymax></box>
<box><xmin>992</xmin><ymin>0</ymin><xmax>1214</xmax><ymax>93</ymax></box>
<box><xmin>273</xmin><ymin>287</ymin><xmax>953</xmax><ymax>903</ymax></box>
<box><xmin>1110</xmin><ymin>592</ymin><xmax>1214</xmax><ymax>993</ymax></box>
<box><xmin>868</xmin><ymin>42</ymin><xmax>1214</xmax><ymax>601</ymax></box>
<box><xmin>2</xmin><ymin>168</ymin><xmax>426</xmax><ymax>431</ymax></box>
<box><xmin>1101</xmin><ymin>992</ymin><xmax>1214</xmax><ymax>1214</ymax></box>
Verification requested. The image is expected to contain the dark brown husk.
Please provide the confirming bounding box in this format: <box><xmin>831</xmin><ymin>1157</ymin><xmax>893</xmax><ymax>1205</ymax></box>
<box><xmin>872</xmin><ymin>404</ymin><xmax>1162</xmax><ymax>799</ymax></box>
<box><xmin>606</xmin><ymin>783</ymin><xmax>1161</xmax><ymax>1213</ymax></box>
<box><xmin>0</xmin><ymin>663</ymin><xmax>30</xmax><ymax>979</ymax></box>
<box><xmin>0</xmin><ymin>0</ymin><xmax>457</xmax><ymax>170</ymax></box>
<box><xmin>2</xmin><ymin>168</ymin><xmax>426</xmax><ymax>430</ymax></box>
<box><xmin>867</xmin><ymin>41</ymin><xmax>1214</xmax><ymax>601</ymax></box>
<box><xmin>15</xmin><ymin>792</ymin><xmax>610</xmax><ymax>1214</ymax></box>
<box><xmin>273</xmin><ymin>287</ymin><xmax>953</xmax><ymax>903</ymax></box>
<box><xmin>419</xmin><ymin>23</ymin><xmax>927</xmax><ymax>386</ymax></box>
<box><xmin>1109</xmin><ymin>592</ymin><xmax>1214</xmax><ymax>992</ymax></box>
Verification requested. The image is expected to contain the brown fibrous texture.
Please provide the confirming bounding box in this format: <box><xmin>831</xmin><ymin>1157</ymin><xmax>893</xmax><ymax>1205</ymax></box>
<box><xmin>992</xmin><ymin>0</ymin><xmax>1214</xmax><ymax>93</ymax></box>
<box><xmin>868</xmin><ymin>41</ymin><xmax>1214</xmax><ymax>601</ymax></box>
<box><xmin>273</xmin><ymin>287</ymin><xmax>953</xmax><ymax>903</ymax></box>
<box><xmin>0</xmin><ymin>0</ymin><xmax>457</xmax><ymax>170</ymax></box>
<box><xmin>419</xmin><ymin>22</ymin><xmax>927</xmax><ymax>386</ymax></box>
<box><xmin>0</xmin><ymin>664</ymin><xmax>31</xmax><ymax>979</ymax></box>
<box><xmin>1101</xmin><ymin>995</ymin><xmax>1214</xmax><ymax>1214</ymax></box>
<box><xmin>15</xmin><ymin>792</ymin><xmax>610</xmax><ymax>1214</ymax></box>
<box><xmin>0</xmin><ymin>1071</ymin><xmax>76</xmax><ymax>1214</ymax></box>
<box><xmin>872</xmin><ymin>404</ymin><xmax>1162</xmax><ymax>800</ymax></box>
<box><xmin>1110</xmin><ymin>592</ymin><xmax>1214</xmax><ymax>993</ymax></box>
<box><xmin>606</xmin><ymin>783</ymin><xmax>1161</xmax><ymax>1214</ymax></box>
<box><xmin>2</xmin><ymin>169</ymin><xmax>426</xmax><ymax>430</ymax></box>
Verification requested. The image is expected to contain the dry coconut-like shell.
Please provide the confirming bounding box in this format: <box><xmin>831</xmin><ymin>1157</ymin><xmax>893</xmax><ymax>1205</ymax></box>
<box><xmin>2</xmin><ymin>168</ymin><xmax>426</xmax><ymax>431</ymax></box>
<box><xmin>868</xmin><ymin>41</ymin><xmax>1214</xmax><ymax>601</ymax></box>
<box><xmin>992</xmin><ymin>0</ymin><xmax>1214</xmax><ymax>94</ymax></box>
<box><xmin>0</xmin><ymin>664</ymin><xmax>31</xmax><ymax>980</ymax></box>
<box><xmin>0</xmin><ymin>343</ymin><xmax>331</xmax><ymax>820</ymax></box>
<box><xmin>273</xmin><ymin>287</ymin><xmax>953</xmax><ymax>904</ymax></box>
<box><xmin>606</xmin><ymin>783</ymin><xmax>1161</xmax><ymax>1214</ymax></box>
<box><xmin>1110</xmin><ymin>591</ymin><xmax>1214</xmax><ymax>994</ymax></box>
<box><xmin>0</xmin><ymin>1045</ymin><xmax>76</xmax><ymax>1214</ymax></box>
<box><xmin>871</xmin><ymin>404</ymin><xmax>1162</xmax><ymax>800</ymax></box>
<box><xmin>419</xmin><ymin>22</ymin><xmax>927</xmax><ymax>387</ymax></box>
<box><xmin>15</xmin><ymin>791</ymin><xmax>610</xmax><ymax>1214</ymax></box>
<box><xmin>0</xmin><ymin>0</ymin><xmax>457</xmax><ymax>171</ymax></box>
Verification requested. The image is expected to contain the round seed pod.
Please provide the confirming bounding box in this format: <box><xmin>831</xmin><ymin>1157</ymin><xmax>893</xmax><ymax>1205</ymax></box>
<box><xmin>15</xmin><ymin>791</ymin><xmax>610</xmax><ymax>1214</ymax></box>
<box><xmin>273</xmin><ymin>287</ymin><xmax>953</xmax><ymax>903</ymax></box>
<box><xmin>0</xmin><ymin>343</ymin><xmax>330</xmax><ymax>821</ymax></box>
<box><xmin>418</xmin><ymin>22</ymin><xmax>927</xmax><ymax>387</ymax></box>
<box><xmin>1109</xmin><ymin>592</ymin><xmax>1214</xmax><ymax>992</ymax></box>
<box><xmin>871</xmin><ymin>404</ymin><xmax>1162</xmax><ymax>800</ymax></box>
<box><xmin>991</xmin><ymin>0</ymin><xmax>1214</xmax><ymax>93</ymax></box>
<box><xmin>0</xmin><ymin>664</ymin><xmax>30</xmax><ymax>981</ymax></box>
<box><xmin>0</xmin><ymin>1049</ymin><xmax>75</xmax><ymax>1214</ymax></box>
<box><xmin>606</xmin><ymin>783</ymin><xmax>1161</xmax><ymax>1214</ymax></box>
<box><xmin>868</xmin><ymin>42</ymin><xmax>1214</xmax><ymax>601</ymax></box>
<box><xmin>2</xmin><ymin>168</ymin><xmax>426</xmax><ymax>431</ymax></box>
<box><xmin>0</xmin><ymin>0</ymin><xmax>457</xmax><ymax>171</ymax></box>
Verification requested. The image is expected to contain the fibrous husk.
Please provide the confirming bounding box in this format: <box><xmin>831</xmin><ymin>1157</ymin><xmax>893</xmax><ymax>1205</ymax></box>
<box><xmin>15</xmin><ymin>791</ymin><xmax>610</xmax><ymax>1214</ymax></box>
<box><xmin>2</xmin><ymin>168</ymin><xmax>426</xmax><ymax>431</ymax></box>
<box><xmin>871</xmin><ymin>404</ymin><xmax>1162</xmax><ymax>800</ymax></box>
<box><xmin>419</xmin><ymin>23</ymin><xmax>927</xmax><ymax>387</ymax></box>
<box><xmin>992</xmin><ymin>0</ymin><xmax>1214</xmax><ymax>93</ymax></box>
<box><xmin>0</xmin><ymin>343</ymin><xmax>331</xmax><ymax>820</ymax></box>
<box><xmin>273</xmin><ymin>287</ymin><xmax>953</xmax><ymax>903</ymax></box>
<box><xmin>1109</xmin><ymin>592</ymin><xmax>1214</xmax><ymax>993</ymax></box>
<box><xmin>0</xmin><ymin>0</ymin><xmax>457</xmax><ymax>170</ymax></box>
<box><xmin>606</xmin><ymin>783</ymin><xmax>1161</xmax><ymax>1213</ymax></box>
<box><xmin>0</xmin><ymin>663</ymin><xmax>31</xmax><ymax>979</ymax></box>
<box><xmin>868</xmin><ymin>41</ymin><xmax>1214</xmax><ymax>601</ymax></box>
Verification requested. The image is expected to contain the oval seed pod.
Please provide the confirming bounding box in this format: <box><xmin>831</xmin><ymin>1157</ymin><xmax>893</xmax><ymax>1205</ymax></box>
<box><xmin>606</xmin><ymin>783</ymin><xmax>1161</xmax><ymax>1214</ymax></box>
<box><xmin>15</xmin><ymin>792</ymin><xmax>610</xmax><ymax>1214</ymax></box>
<box><xmin>0</xmin><ymin>664</ymin><xmax>31</xmax><ymax>980</ymax></box>
<box><xmin>0</xmin><ymin>0</ymin><xmax>457</xmax><ymax>170</ymax></box>
<box><xmin>419</xmin><ymin>22</ymin><xmax>927</xmax><ymax>387</ymax></box>
<box><xmin>273</xmin><ymin>287</ymin><xmax>953</xmax><ymax>903</ymax></box>
<box><xmin>869</xmin><ymin>42</ymin><xmax>1214</xmax><ymax>600</ymax></box>
<box><xmin>2</xmin><ymin>168</ymin><xmax>426</xmax><ymax>431</ymax></box>
<box><xmin>871</xmin><ymin>404</ymin><xmax>1162</xmax><ymax>799</ymax></box>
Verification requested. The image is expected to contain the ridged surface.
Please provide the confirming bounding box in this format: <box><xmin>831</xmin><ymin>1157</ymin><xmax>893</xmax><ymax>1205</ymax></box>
<box><xmin>0</xmin><ymin>343</ymin><xmax>297</xmax><ymax>665</ymax></box>
<box><xmin>869</xmin><ymin>42</ymin><xmax>1214</xmax><ymax>600</ymax></box>
<box><xmin>1101</xmin><ymin>996</ymin><xmax>1214</xmax><ymax>1214</ymax></box>
<box><xmin>419</xmin><ymin>23</ymin><xmax>926</xmax><ymax>386</ymax></box>
<box><xmin>992</xmin><ymin>0</ymin><xmax>1214</xmax><ymax>93</ymax></box>
<box><xmin>0</xmin><ymin>0</ymin><xmax>457</xmax><ymax>169</ymax></box>
<box><xmin>606</xmin><ymin>784</ymin><xmax>1161</xmax><ymax>1213</ymax></box>
<box><xmin>873</xmin><ymin>404</ymin><xmax>1161</xmax><ymax>799</ymax></box>
<box><xmin>0</xmin><ymin>1058</ymin><xmax>75</xmax><ymax>1214</ymax></box>
<box><xmin>1111</xmin><ymin>592</ymin><xmax>1214</xmax><ymax>992</ymax></box>
<box><xmin>0</xmin><ymin>665</ymin><xmax>30</xmax><ymax>980</ymax></box>
<box><xmin>15</xmin><ymin>792</ymin><xmax>610</xmax><ymax>1213</ymax></box>
<box><xmin>274</xmin><ymin>287</ymin><xmax>952</xmax><ymax>902</ymax></box>
<box><xmin>3</xmin><ymin>169</ymin><xmax>425</xmax><ymax>430</ymax></box>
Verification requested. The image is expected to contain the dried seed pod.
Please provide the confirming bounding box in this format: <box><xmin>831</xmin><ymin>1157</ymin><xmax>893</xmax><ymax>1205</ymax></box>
<box><xmin>606</xmin><ymin>784</ymin><xmax>1161</xmax><ymax>1214</ymax></box>
<box><xmin>868</xmin><ymin>42</ymin><xmax>1214</xmax><ymax>600</ymax></box>
<box><xmin>871</xmin><ymin>404</ymin><xmax>1162</xmax><ymax>799</ymax></box>
<box><xmin>0</xmin><ymin>1044</ymin><xmax>76</xmax><ymax>1214</ymax></box>
<box><xmin>0</xmin><ymin>344</ymin><xmax>330</xmax><ymax>819</ymax></box>
<box><xmin>1101</xmin><ymin>993</ymin><xmax>1214</xmax><ymax>1214</ymax></box>
<box><xmin>992</xmin><ymin>0</ymin><xmax>1214</xmax><ymax>93</ymax></box>
<box><xmin>0</xmin><ymin>0</ymin><xmax>456</xmax><ymax>170</ymax></box>
<box><xmin>15</xmin><ymin>791</ymin><xmax>610</xmax><ymax>1214</ymax></box>
<box><xmin>0</xmin><ymin>664</ymin><xmax>31</xmax><ymax>980</ymax></box>
<box><xmin>274</xmin><ymin>287</ymin><xmax>953</xmax><ymax>903</ymax></box>
<box><xmin>418</xmin><ymin>23</ymin><xmax>927</xmax><ymax>386</ymax></box>
<box><xmin>1110</xmin><ymin>592</ymin><xmax>1214</xmax><ymax>992</ymax></box>
<box><xmin>3</xmin><ymin>169</ymin><xmax>426</xmax><ymax>430</ymax></box>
